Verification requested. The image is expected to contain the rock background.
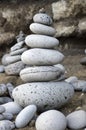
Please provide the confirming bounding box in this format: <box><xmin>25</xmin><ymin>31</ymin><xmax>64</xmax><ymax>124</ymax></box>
<box><xmin>0</xmin><ymin>0</ymin><xmax>86</xmax><ymax>48</ymax></box>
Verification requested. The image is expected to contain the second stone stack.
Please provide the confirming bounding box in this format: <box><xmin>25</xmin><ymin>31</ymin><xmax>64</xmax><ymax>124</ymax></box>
<box><xmin>20</xmin><ymin>10</ymin><xmax>65</xmax><ymax>82</ymax></box>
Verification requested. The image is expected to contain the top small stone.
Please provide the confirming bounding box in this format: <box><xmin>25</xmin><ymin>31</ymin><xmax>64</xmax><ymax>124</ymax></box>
<box><xmin>16</xmin><ymin>31</ymin><xmax>26</xmax><ymax>43</ymax></box>
<box><xmin>33</xmin><ymin>13</ymin><xmax>52</xmax><ymax>25</ymax></box>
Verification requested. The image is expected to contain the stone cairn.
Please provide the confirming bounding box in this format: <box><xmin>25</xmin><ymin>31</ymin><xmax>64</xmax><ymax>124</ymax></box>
<box><xmin>0</xmin><ymin>10</ymin><xmax>86</xmax><ymax>130</ymax></box>
<box><xmin>1</xmin><ymin>31</ymin><xmax>27</xmax><ymax>75</ymax></box>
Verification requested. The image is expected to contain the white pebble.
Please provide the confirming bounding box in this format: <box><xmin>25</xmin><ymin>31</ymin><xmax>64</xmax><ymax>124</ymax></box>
<box><xmin>15</xmin><ymin>105</ymin><xmax>37</xmax><ymax>128</ymax></box>
<box><xmin>36</xmin><ymin>110</ymin><xmax>67</xmax><ymax>130</ymax></box>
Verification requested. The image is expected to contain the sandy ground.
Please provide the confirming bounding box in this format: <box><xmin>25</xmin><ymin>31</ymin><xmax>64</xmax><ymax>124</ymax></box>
<box><xmin>12</xmin><ymin>54</ymin><xmax>86</xmax><ymax>130</ymax></box>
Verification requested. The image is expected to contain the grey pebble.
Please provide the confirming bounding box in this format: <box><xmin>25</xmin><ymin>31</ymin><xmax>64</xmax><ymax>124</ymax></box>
<box><xmin>6</xmin><ymin>83</ymin><xmax>14</xmax><ymax>98</ymax></box>
<box><xmin>33</xmin><ymin>13</ymin><xmax>52</xmax><ymax>25</ymax></box>
<box><xmin>0</xmin><ymin>120</ymin><xmax>15</xmax><ymax>130</ymax></box>
<box><xmin>0</xmin><ymin>65</ymin><xmax>5</xmax><ymax>73</ymax></box>
<box><xmin>10</xmin><ymin>41</ymin><xmax>25</xmax><ymax>52</ymax></box>
<box><xmin>2</xmin><ymin>54</ymin><xmax>21</xmax><ymax>66</ymax></box>
<box><xmin>0</xmin><ymin>97</ymin><xmax>13</xmax><ymax>104</ymax></box>
<box><xmin>10</xmin><ymin>47</ymin><xmax>27</xmax><ymax>56</ymax></box>
<box><xmin>2</xmin><ymin>112</ymin><xmax>13</xmax><ymax>120</ymax></box>
<box><xmin>0</xmin><ymin>84</ymin><xmax>7</xmax><ymax>96</ymax></box>
<box><xmin>5</xmin><ymin>61</ymin><xmax>25</xmax><ymax>75</ymax></box>
<box><xmin>30</xmin><ymin>23</ymin><xmax>56</xmax><ymax>36</ymax></box>
<box><xmin>0</xmin><ymin>106</ymin><xmax>5</xmax><ymax>113</ymax></box>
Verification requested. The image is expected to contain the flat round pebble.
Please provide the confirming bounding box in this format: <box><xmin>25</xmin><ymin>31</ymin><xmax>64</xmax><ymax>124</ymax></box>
<box><xmin>25</xmin><ymin>34</ymin><xmax>59</xmax><ymax>48</ymax></box>
<box><xmin>15</xmin><ymin>105</ymin><xmax>37</xmax><ymax>128</ymax></box>
<box><xmin>10</xmin><ymin>47</ymin><xmax>27</xmax><ymax>56</ymax></box>
<box><xmin>30</xmin><ymin>23</ymin><xmax>56</xmax><ymax>36</ymax></box>
<box><xmin>12</xmin><ymin>81</ymin><xmax>74</xmax><ymax>112</ymax></box>
<box><xmin>2</xmin><ymin>54</ymin><xmax>21</xmax><ymax>66</ymax></box>
<box><xmin>33</xmin><ymin>13</ymin><xmax>52</xmax><ymax>25</ymax></box>
<box><xmin>21</xmin><ymin>48</ymin><xmax>64</xmax><ymax>65</ymax></box>
<box><xmin>20</xmin><ymin>66</ymin><xmax>63</xmax><ymax>82</ymax></box>
<box><xmin>0</xmin><ymin>106</ymin><xmax>5</xmax><ymax>113</ymax></box>
<box><xmin>5</xmin><ymin>61</ymin><xmax>25</xmax><ymax>75</ymax></box>
<box><xmin>36</xmin><ymin>110</ymin><xmax>67</xmax><ymax>130</ymax></box>
<box><xmin>66</xmin><ymin>110</ymin><xmax>86</xmax><ymax>129</ymax></box>
<box><xmin>2</xmin><ymin>102</ymin><xmax>22</xmax><ymax>115</ymax></box>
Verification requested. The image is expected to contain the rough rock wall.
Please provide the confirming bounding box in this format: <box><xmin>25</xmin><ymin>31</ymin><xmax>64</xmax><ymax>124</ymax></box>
<box><xmin>0</xmin><ymin>0</ymin><xmax>86</xmax><ymax>51</ymax></box>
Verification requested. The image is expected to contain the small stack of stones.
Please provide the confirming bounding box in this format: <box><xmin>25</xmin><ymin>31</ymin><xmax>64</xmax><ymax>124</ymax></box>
<box><xmin>12</xmin><ymin>9</ymin><xmax>74</xmax><ymax>113</ymax></box>
<box><xmin>1</xmin><ymin>31</ymin><xmax>27</xmax><ymax>75</ymax></box>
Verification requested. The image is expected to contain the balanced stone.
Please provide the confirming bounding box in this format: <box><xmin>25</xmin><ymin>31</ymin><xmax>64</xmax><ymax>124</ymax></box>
<box><xmin>66</xmin><ymin>110</ymin><xmax>86</xmax><ymax>129</ymax></box>
<box><xmin>20</xmin><ymin>66</ymin><xmax>63</xmax><ymax>82</ymax></box>
<box><xmin>25</xmin><ymin>34</ymin><xmax>59</xmax><ymax>48</ymax></box>
<box><xmin>33</xmin><ymin>13</ymin><xmax>52</xmax><ymax>25</ymax></box>
<box><xmin>15</xmin><ymin>105</ymin><xmax>37</xmax><ymax>128</ymax></box>
<box><xmin>2</xmin><ymin>54</ymin><xmax>21</xmax><ymax>66</ymax></box>
<box><xmin>21</xmin><ymin>48</ymin><xmax>64</xmax><ymax>65</ymax></box>
<box><xmin>5</xmin><ymin>61</ymin><xmax>25</xmax><ymax>75</ymax></box>
<box><xmin>11</xmin><ymin>41</ymin><xmax>25</xmax><ymax>52</ymax></box>
<box><xmin>36</xmin><ymin>110</ymin><xmax>67</xmax><ymax>130</ymax></box>
<box><xmin>10</xmin><ymin>47</ymin><xmax>27</xmax><ymax>56</ymax></box>
<box><xmin>2</xmin><ymin>102</ymin><xmax>22</xmax><ymax>115</ymax></box>
<box><xmin>12</xmin><ymin>81</ymin><xmax>74</xmax><ymax>112</ymax></box>
<box><xmin>30</xmin><ymin>23</ymin><xmax>56</xmax><ymax>36</ymax></box>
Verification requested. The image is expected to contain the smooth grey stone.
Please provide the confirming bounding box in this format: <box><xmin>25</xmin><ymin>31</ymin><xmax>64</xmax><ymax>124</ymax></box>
<box><xmin>20</xmin><ymin>66</ymin><xmax>63</xmax><ymax>82</ymax></box>
<box><xmin>66</xmin><ymin>110</ymin><xmax>86</xmax><ymax>129</ymax></box>
<box><xmin>2</xmin><ymin>112</ymin><xmax>13</xmax><ymax>120</ymax></box>
<box><xmin>5</xmin><ymin>61</ymin><xmax>25</xmax><ymax>75</ymax></box>
<box><xmin>6</xmin><ymin>83</ymin><xmax>14</xmax><ymax>98</ymax></box>
<box><xmin>0</xmin><ymin>106</ymin><xmax>5</xmax><ymax>113</ymax></box>
<box><xmin>15</xmin><ymin>105</ymin><xmax>37</xmax><ymax>128</ymax></box>
<box><xmin>0</xmin><ymin>84</ymin><xmax>7</xmax><ymax>96</ymax></box>
<box><xmin>30</xmin><ymin>23</ymin><xmax>56</xmax><ymax>36</ymax></box>
<box><xmin>0</xmin><ymin>97</ymin><xmax>13</xmax><ymax>104</ymax></box>
<box><xmin>2</xmin><ymin>54</ymin><xmax>21</xmax><ymax>66</ymax></box>
<box><xmin>0</xmin><ymin>114</ymin><xmax>4</xmax><ymax>120</ymax></box>
<box><xmin>21</xmin><ymin>48</ymin><xmax>64</xmax><ymax>65</ymax></box>
<box><xmin>10</xmin><ymin>41</ymin><xmax>25</xmax><ymax>52</ymax></box>
<box><xmin>25</xmin><ymin>34</ymin><xmax>59</xmax><ymax>48</ymax></box>
<box><xmin>12</xmin><ymin>82</ymin><xmax>74</xmax><ymax>112</ymax></box>
<box><xmin>33</xmin><ymin>13</ymin><xmax>52</xmax><ymax>25</ymax></box>
<box><xmin>16</xmin><ymin>31</ymin><xmax>26</xmax><ymax>43</ymax></box>
<box><xmin>80</xmin><ymin>57</ymin><xmax>86</xmax><ymax>65</ymax></box>
<box><xmin>2</xmin><ymin>102</ymin><xmax>22</xmax><ymax>115</ymax></box>
<box><xmin>0</xmin><ymin>120</ymin><xmax>15</xmax><ymax>130</ymax></box>
<box><xmin>0</xmin><ymin>65</ymin><xmax>5</xmax><ymax>73</ymax></box>
<box><xmin>10</xmin><ymin>47</ymin><xmax>27</xmax><ymax>56</ymax></box>
<box><xmin>36</xmin><ymin>110</ymin><xmax>67</xmax><ymax>130</ymax></box>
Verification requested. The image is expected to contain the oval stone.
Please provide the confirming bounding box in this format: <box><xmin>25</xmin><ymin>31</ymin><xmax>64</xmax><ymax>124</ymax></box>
<box><xmin>25</xmin><ymin>34</ymin><xmax>59</xmax><ymax>48</ymax></box>
<box><xmin>30</xmin><ymin>23</ymin><xmax>56</xmax><ymax>36</ymax></box>
<box><xmin>5</xmin><ymin>61</ymin><xmax>25</xmax><ymax>75</ymax></box>
<box><xmin>20</xmin><ymin>66</ymin><xmax>62</xmax><ymax>82</ymax></box>
<box><xmin>21</xmin><ymin>48</ymin><xmax>64</xmax><ymax>65</ymax></box>
<box><xmin>66</xmin><ymin>110</ymin><xmax>86</xmax><ymax>129</ymax></box>
<box><xmin>2</xmin><ymin>102</ymin><xmax>22</xmax><ymax>115</ymax></box>
<box><xmin>12</xmin><ymin>82</ymin><xmax>74</xmax><ymax>112</ymax></box>
<box><xmin>36</xmin><ymin>110</ymin><xmax>67</xmax><ymax>130</ymax></box>
<box><xmin>15</xmin><ymin>105</ymin><xmax>37</xmax><ymax>128</ymax></box>
<box><xmin>33</xmin><ymin>13</ymin><xmax>52</xmax><ymax>25</ymax></box>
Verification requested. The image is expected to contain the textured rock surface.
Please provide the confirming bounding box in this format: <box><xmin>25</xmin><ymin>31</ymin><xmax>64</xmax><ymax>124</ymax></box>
<box><xmin>12</xmin><ymin>82</ymin><xmax>74</xmax><ymax>112</ymax></box>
